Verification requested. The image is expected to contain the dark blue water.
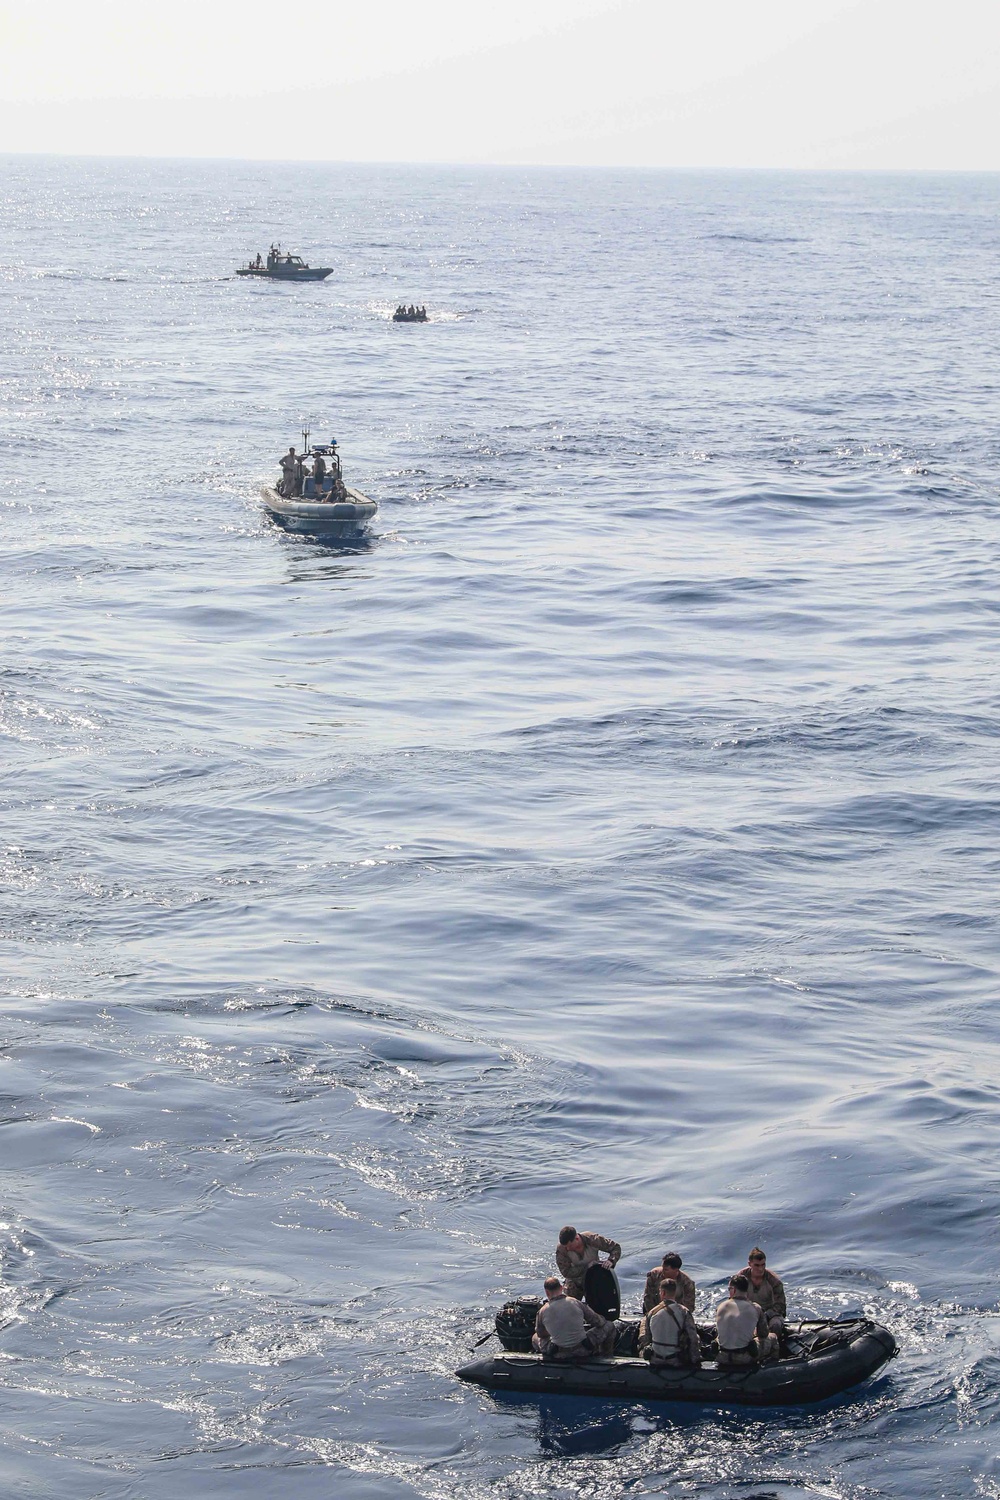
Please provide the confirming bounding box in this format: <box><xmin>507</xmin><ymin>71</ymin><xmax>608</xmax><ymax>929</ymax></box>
<box><xmin>2</xmin><ymin>157</ymin><xmax>1000</xmax><ymax>1498</ymax></box>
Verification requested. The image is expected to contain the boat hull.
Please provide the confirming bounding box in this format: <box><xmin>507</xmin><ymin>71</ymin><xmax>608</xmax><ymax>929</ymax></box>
<box><xmin>456</xmin><ymin>1320</ymin><xmax>897</xmax><ymax>1408</ymax></box>
<box><xmin>237</xmin><ymin>267</ymin><xmax>333</xmax><ymax>280</ymax></box>
<box><xmin>260</xmin><ymin>485</ymin><xmax>377</xmax><ymax>532</ymax></box>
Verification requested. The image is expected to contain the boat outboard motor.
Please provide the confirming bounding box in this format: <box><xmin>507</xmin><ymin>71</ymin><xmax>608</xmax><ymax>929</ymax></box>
<box><xmin>495</xmin><ymin>1296</ymin><xmax>542</xmax><ymax>1352</ymax></box>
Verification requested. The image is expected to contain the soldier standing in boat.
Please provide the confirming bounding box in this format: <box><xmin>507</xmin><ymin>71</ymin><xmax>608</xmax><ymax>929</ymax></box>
<box><xmin>277</xmin><ymin>446</ymin><xmax>300</xmax><ymax>497</ymax></box>
<box><xmin>556</xmin><ymin>1225</ymin><xmax>621</xmax><ymax>1300</ymax></box>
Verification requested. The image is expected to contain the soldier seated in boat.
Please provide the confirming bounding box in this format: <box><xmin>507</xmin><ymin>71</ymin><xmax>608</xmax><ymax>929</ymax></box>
<box><xmin>637</xmin><ymin>1278</ymin><xmax>701</xmax><ymax>1367</ymax></box>
<box><xmin>556</xmin><ymin>1225</ymin><xmax>621</xmax><ymax>1300</ymax></box>
<box><xmin>532</xmin><ymin>1276</ymin><xmax>615</xmax><ymax>1360</ymax></box>
<box><xmin>715</xmin><ymin>1274</ymin><xmax>778</xmax><ymax>1366</ymax></box>
<box><xmin>740</xmin><ymin>1247</ymin><xmax>786</xmax><ymax>1338</ymax></box>
<box><xmin>642</xmin><ymin>1252</ymin><xmax>696</xmax><ymax>1314</ymax></box>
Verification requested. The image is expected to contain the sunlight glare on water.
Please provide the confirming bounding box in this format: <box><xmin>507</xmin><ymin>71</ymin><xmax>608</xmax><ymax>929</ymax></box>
<box><xmin>1</xmin><ymin>157</ymin><xmax>1000</xmax><ymax>1497</ymax></box>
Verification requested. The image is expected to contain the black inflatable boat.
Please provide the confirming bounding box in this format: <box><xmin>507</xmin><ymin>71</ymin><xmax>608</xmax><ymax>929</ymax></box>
<box><xmin>457</xmin><ymin>1302</ymin><xmax>897</xmax><ymax>1408</ymax></box>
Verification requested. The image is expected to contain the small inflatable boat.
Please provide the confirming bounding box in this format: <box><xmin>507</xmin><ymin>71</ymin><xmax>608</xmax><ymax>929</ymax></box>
<box><xmin>457</xmin><ymin>1303</ymin><xmax>897</xmax><ymax>1408</ymax></box>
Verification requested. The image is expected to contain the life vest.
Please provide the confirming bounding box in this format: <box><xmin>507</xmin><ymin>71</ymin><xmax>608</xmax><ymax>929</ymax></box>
<box><xmin>648</xmin><ymin>1303</ymin><xmax>688</xmax><ymax>1360</ymax></box>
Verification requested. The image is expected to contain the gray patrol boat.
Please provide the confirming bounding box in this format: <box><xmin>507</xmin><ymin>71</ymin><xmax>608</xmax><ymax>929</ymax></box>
<box><xmin>237</xmin><ymin>244</ymin><xmax>333</xmax><ymax>281</ymax></box>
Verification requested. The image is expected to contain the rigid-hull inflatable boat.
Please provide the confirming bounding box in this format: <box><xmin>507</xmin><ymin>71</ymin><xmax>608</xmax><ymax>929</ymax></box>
<box><xmin>260</xmin><ymin>484</ymin><xmax>377</xmax><ymax>531</ymax></box>
<box><xmin>261</xmin><ymin>433</ymin><xmax>377</xmax><ymax>534</ymax></box>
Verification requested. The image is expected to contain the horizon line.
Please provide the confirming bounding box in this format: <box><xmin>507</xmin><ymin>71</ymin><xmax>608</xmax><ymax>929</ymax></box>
<box><xmin>3</xmin><ymin>151</ymin><xmax>1000</xmax><ymax>175</ymax></box>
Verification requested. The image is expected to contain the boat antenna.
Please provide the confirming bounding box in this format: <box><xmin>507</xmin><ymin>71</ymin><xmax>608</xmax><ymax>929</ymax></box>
<box><xmin>301</xmin><ymin>423</ymin><xmax>310</xmax><ymax>453</ymax></box>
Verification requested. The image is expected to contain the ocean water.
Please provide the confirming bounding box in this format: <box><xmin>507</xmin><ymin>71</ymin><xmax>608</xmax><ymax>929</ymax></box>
<box><xmin>2</xmin><ymin>156</ymin><xmax>1000</xmax><ymax>1498</ymax></box>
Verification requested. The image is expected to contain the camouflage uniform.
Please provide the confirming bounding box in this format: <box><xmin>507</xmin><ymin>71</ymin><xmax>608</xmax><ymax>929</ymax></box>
<box><xmin>555</xmin><ymin>1231</ymin><xmax>621</xmax><ymax>1299</ymax></box>
<box><xmin>740</xmin><ymin>1266</ymin><xmax>786</xmax><ymax>1331</ymax></box>
<box><xmin>642</xmin><ymin>1266</ymin><xmax>696</xmax><ymax>1315</ymax></box>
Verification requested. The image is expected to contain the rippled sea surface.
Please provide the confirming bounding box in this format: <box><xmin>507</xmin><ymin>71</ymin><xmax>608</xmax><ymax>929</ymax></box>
<box><xmin>2</xmin><ymin>157</ymin><xmax>1000</xmax><ymax>1497</ymax></box>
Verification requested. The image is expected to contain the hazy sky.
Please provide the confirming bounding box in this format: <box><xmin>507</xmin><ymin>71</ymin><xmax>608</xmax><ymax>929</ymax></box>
<box><xmin>0</xmin><ymin>0</ymin><xmax>997</xmax><ymax>167</ymax></box>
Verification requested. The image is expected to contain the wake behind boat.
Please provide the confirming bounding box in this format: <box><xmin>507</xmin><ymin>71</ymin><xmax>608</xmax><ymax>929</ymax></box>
<box><xmin>236</xmin><ymin>244</ymin><xmax>332</xmax><ymax>281</ymax></box>
<box><xmin>261</xmin><ymin>430</ymin><xmax>377</xmax><ymax>534</ymax></box>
